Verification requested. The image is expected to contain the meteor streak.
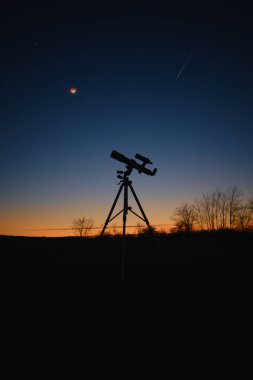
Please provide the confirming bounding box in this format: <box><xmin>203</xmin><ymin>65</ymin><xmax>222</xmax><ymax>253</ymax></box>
<box><xmin>176</xmin><ymin>52</ymin><xmax>192</xmax><ymax>79</ymax></box>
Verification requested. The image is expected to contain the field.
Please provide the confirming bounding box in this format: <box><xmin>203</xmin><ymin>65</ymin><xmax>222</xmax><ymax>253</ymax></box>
<box><xmin>1</xmin><ymin>232</ymin><xmax>253</xmax><ymax>378</ymax></box>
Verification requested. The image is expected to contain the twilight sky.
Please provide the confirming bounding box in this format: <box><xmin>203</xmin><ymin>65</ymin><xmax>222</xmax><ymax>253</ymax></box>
<box><xmin>1</xmin><ymin>1</ymin><xmax>253</xmax><ymax>236</ymax></box>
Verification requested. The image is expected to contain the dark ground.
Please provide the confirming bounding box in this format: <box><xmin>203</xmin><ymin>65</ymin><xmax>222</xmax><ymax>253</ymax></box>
<box><xmin>1</xmin><ymin>232</ymin><xmax>253</xmax><ymax>378</ymax></box>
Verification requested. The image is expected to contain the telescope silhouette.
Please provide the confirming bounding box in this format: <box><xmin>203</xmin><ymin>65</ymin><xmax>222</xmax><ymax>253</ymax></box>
<box><xmin>111</xmin><ymin>150</ymin><xmax>157</xmax><ymax>176</ymax></box>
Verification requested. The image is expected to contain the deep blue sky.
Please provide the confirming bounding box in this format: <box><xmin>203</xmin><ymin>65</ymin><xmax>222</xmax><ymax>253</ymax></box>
<box><xmin>1</xmin><ymin>1</ymin><xmax>253</xmax><ymax>235</ymax></box>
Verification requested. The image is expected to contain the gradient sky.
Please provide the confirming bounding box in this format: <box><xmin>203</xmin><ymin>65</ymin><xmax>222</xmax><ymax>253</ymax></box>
<box><xmin>1</xmin><ymin>2</ymin><xmax>253</xmax><ymax>236</ymax></box>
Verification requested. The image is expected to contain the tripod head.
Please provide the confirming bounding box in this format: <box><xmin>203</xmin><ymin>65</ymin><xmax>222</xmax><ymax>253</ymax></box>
<box><xmin>111</xmin><ymin>150</ymin><xmax>157</xmax><ymax>180</ymax></box>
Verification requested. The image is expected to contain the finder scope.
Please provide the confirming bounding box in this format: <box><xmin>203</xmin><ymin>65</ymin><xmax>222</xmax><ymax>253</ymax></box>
<box><xmin>111</xmin><ymin>150</ymin><xmax>157</xmax><ymax>176</ymax></box>
<box><xmin>135</xmin><ymin>153</ymin><xmax>152</xmax><ymax>165</ymax></box>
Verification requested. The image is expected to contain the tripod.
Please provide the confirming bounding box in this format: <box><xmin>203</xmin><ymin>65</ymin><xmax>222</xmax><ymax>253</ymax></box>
<box><xmin>100</xmin><ymin>169</ymin><xmax>154</xmax><ymax>280</ymax></box>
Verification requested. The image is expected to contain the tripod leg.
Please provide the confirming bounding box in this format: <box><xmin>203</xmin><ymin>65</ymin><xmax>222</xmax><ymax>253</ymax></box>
<box><xmin>129</xmin><ymin>183</ymin><xmax>167</xmax><ymax>266</ymax></box>
<box><xmin>121</xmin><ymin>181</ymin><xmax>128</xmax><ymax>280</ymax></box>
<box><xmin>129</xmin><ymin>183</ymin><xmax>152</xmax><ymax>230</ymax></box>
<box><xmin>100</xmin><ymin>183</ymin><xmax>124</xmax><ymax>237</ymax></box>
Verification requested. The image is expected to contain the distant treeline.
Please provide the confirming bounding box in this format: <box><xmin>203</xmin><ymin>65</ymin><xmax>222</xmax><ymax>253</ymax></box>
<box><xmin>71</xmin><ymin>185</ymin><xmax>253</xmax><ymax>237</ymax></box>
<box><xmin>171</xmin><ymin>185</ymin><xmax>253</xmax><ymax>233</ymax></box>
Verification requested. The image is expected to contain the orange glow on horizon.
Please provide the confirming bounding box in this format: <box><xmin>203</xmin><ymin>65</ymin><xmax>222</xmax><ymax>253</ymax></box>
<box><xmin>0</xmin><ymin>197</ymin><xmax>176</xmax><ymax>237</ymax></box>
<box><xmin>0</xmin><ymin>224</ymin><xmax>173</xmax><ymax>238</ymax></box>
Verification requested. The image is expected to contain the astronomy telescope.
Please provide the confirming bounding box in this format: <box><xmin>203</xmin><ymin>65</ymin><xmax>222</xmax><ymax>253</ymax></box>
<box><xmin>100</xmin><ymin>150</ymin><xmax>158</xmax><ymax>280</ymax></box>
<box><xmin>110</xmin><ymin>150</ymin><xmax>157</xmax><ymax>176</ymax></box>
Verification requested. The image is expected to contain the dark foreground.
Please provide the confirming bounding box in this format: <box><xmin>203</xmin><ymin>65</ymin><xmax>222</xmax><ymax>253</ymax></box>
<box><xmin>1</xmin><ymin>232</ymin><xmax>253</xmax><ymax>378</ymax></box>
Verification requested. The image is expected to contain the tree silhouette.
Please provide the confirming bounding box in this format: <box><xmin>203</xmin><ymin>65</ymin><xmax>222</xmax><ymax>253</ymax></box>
<box><xmin>227</xmin><ymin>185</ymin><xmax>242</xmax><ymax>229</ymax></box>
<box><xmin>193</xmin><ymin>186</ymin><xmax>242</xmax><ymax>231</ymax></box>
<box><xmin>71</xmin><ymin>217</ymin><xmax>94</xmax><ymax>237</ymax></box>
<box><xmin>236</xmin><ymin>198</ymin><xmax>253</xmax><ymax>230</ymax></box>
<box><xmin>172</xmin><ymin>186</ymin><xmax>252</xmax><ymax>232</ymax></box>
<box><xmin>172</xmin><ymin>203</ymin><xmax>196</xmax><ymax>233</ymax></box>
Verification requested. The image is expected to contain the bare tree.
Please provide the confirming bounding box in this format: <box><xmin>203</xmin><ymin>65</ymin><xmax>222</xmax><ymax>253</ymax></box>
<box><xmin>235</xmin><ymin>198</ymin><xmax>253</xmax><ymax>230</ymax></box>
<box><xmin>227</xmin><ymin>185</ymin><xmax>242</xmax><ymax>229</ymax></box>
<box><xmin>71</xmin><ymin>217</ymin><xmax>94</xmax><ymax>237</ymax></box>
<box><xmin>172</xmin><ymin>203</ymin><xmax>197</xmax><ymax>233</ymax></box>
<box><xmin>193</xmin><ymin>199</ymin><xmax>206</xmax><ymax>230</ymax></box>
<box><xmin>194</xmin><ymin>193</ymin><xmax>215</xmax><ymax>231</ymax></box>
<box><xmin>219</xmin><ymin>190</ymin><xmax>229</xmax><ymax>229</ymax></box>
<box><xmin>193</xmin><ymin>186</ymin><xmax>243</xmax><ymax>231</ymax></box>
<box><xmin>210</xmin><ymin>189</ymin><xmax>228</xmax><ymax>230</ymax></box>
<box><xmin>172</xmin><ymin>186</ymin><xmax>249</xmax><ymax>233</ymax></box>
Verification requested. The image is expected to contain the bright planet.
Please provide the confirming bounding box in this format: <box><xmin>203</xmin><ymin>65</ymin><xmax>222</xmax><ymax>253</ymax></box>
<box><xmin>69</xmin><ymin>87</ymin><xmax>77</xmax><ymax>94</ymax></box>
